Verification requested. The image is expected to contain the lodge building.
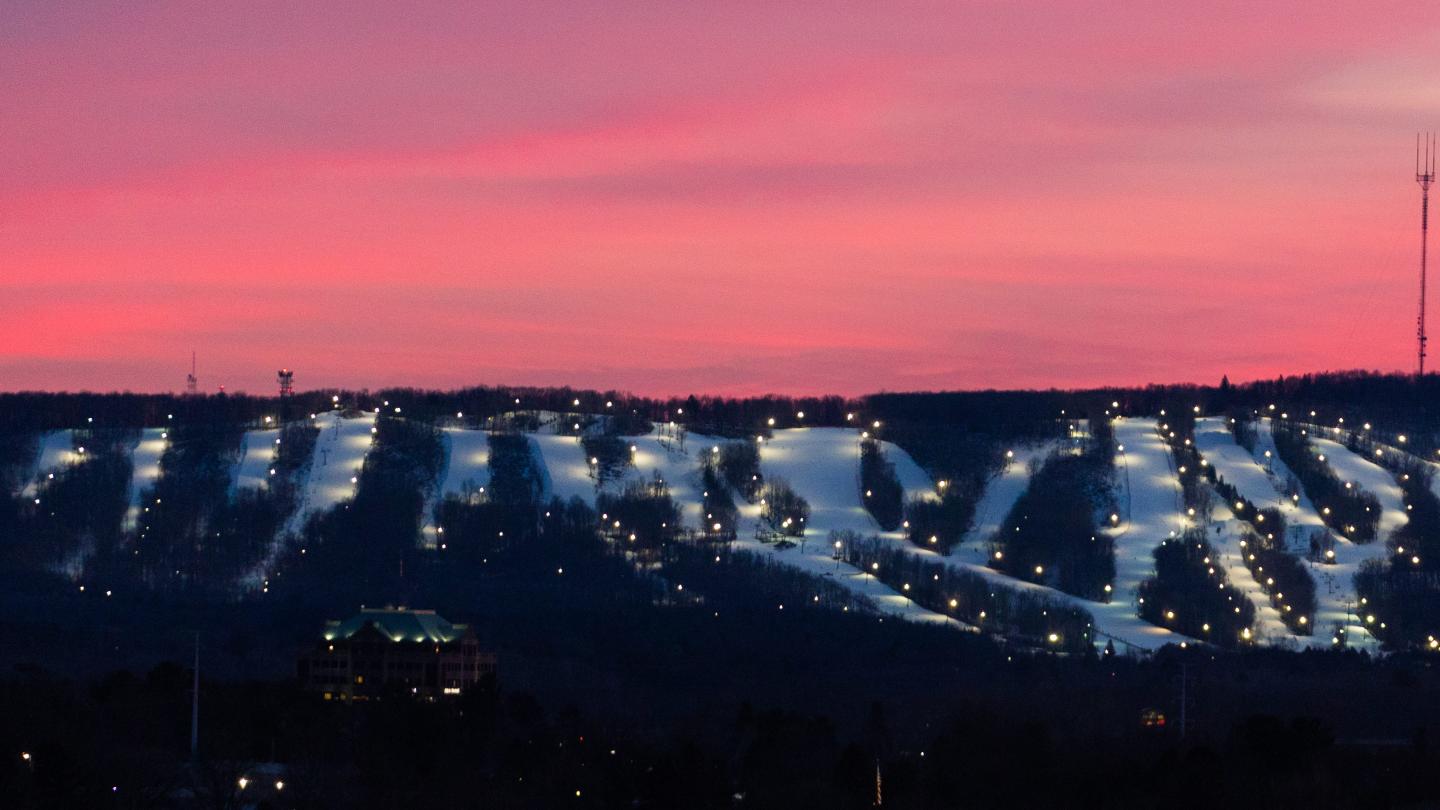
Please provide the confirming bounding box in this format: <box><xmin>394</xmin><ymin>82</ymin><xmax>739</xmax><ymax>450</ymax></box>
<box><xmin>298</xmin><ymin>607</ymin><xmax>495</xmax><ymax>701</ymax></box>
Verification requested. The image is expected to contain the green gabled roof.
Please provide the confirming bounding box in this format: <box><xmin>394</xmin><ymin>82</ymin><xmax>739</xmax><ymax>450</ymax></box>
<box><xmin>324</xmin><ymin>607</ymin><xmax>467</xmax><ymax>643</ymax></box>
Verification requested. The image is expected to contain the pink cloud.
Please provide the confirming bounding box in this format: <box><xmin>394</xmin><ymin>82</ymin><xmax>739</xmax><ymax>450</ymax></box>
<box><xmin>2</xmin><ymin>2</ymin><xmax>1438</xmax><ymax>394</ymax></box>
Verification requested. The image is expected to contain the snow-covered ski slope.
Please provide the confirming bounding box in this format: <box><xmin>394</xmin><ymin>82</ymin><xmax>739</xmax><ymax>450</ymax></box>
<box><xmin>734</xmin><ymin>427</ymin><xmax>957</xmax><ymax>624</ymax></box>
<box><xmin>532</xmin><ymin>433</ymin><xmax>599</xmax><ymax>504</ymax></box>
<box><xmin>1203</xmin><ymin>500</ymin><xmax>1301</xmax><ymax>645</ymax></box>
<box><xmin>965</xmin><ymin>418</ymin><xmax>1200</xmax><ymax>652</ymax></box>
<box><xmin>283</xmin><ymin>412</ymin><xmax>376</xmax><ymax>537</ymax></box>
<box><xmin>885</xmin><ymin>439</ymin><xmax>939</xmax><ymax>507</ymax></box>
<box><xmin>501</xmin><ymin>419</ymin><xmax>1296</xmax><ymax>650</ymax></box>
<box><xmin>1248</xmin><ymin>420</ymin><xmax>1384</xmax><ymax>646</ymax></box>
<box><xmin>519</xmin><ymin>423</ymin><xmax>1205</xmax><ymax>647</ymax></box>
<box><xmin>935</xmin><ymin>431</ymin><xmax>1190</xmax><ymax>652</ymax></box>
<box><xmin>1198</xmin><ymin>417</ymin><xmax>1365</xmax><ymax>645</ymax></box>
<box><xmin>1107</xmin><ymin>418</ymin><xmax>1196</xmax><ymax>644</ymax></box>
<box><xmin>625</xmin><ymin>429</ymin><xmax>723</xmax><ymax>529</ymax></box>
<box><xmin>421</xmin><ymin>428</ymin><xmax>493</xmax><ymax>548</ymax></box>
<box><xmin>124</xmin><ymin>428</ymin><xmax>167</xmax><ymax>531</ymax></box>
<box><xmin>230</xmin><ymin>428</ymin><xmax>279</xmax><ymax>494</ymax></box>
<box><xmin>19</xmin><ymin>430</ymin><xmax>77</xmax><ymax>497</ymax></box>
<box><xmin>1310</xmin><ymin>434</ymin><xmax>1409</xmax><ymax>539</ymax></box>
<box><xmin>957</xmin><ymin>443</ymin><xmax>1054</xmax><ymax>556</ymax></box>
<box><xmin>1194</xmin><ymin>419</ymin><xmax>1288</xmax><ymax>511</ymax></box>
<box><xmin>525</xmin><ymin>425</ymin><xmax>961</xmax><ymax>626</ymax></box>
<box><xmin>436</xmin><ymin>428</ymin><xmax>492</xmax><ymax>498</ymax></box>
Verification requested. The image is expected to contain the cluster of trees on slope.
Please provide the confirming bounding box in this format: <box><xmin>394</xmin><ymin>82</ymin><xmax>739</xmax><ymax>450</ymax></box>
<box><xmin>858</xmin><ymin>437</ymin><xmax>904</xmax><ymax>531</ymax></box>
<box><xmin>989</xmin><ymin>419</ymin><xmax>1116</xmax><ymax>601</ymax></box>
<box><xmin>0</xmin><ymin>417</ymin><xmax>324</xmax><ymax>594</ymax></box>
<box><xmin>698</xmin><ymin>451</ymin><xmax>739</xmax><ymax>540</ymax></box>
<box><xmin>1156</xmin><ymin>408</ymin><xmax>1210</xmax><ymax>518</ymax></box>
<box><xmin>3</xmin><ymin>428</ymin><xmax>133</xmax><ymax>577</ymax></box>
<box><xmin>107</xmin><ymin>417</ymin><xmax>315</xmax><ymax>594</ymax></box>
<box><xmin>664</xmin><ymin>543</ymin><xmax>876</xmax><ymax>615</ymax></box>
<box><xmin>1137</xmin><ymin>532</ymin><xmax>1256</xmax><ymax>647</ymax></box>
<box><xmin>714</xmin><ymin>441</ymin><xmax>763</xmax><ymax>500</ymax></box>
<box><xmin>433</xmin><ymin>433</ymin><xmax>547</xmax><ymax>562</ymax></box>
<box><xmin>879</xmin><ymin>415</ymin><xmax>1073</xmax><ymax>554</ymax></box>
<box><xmin>1159</xmin><ymin>406</ymin><xmax>1311</xmax><ymax>636</ymax></box>
<box><xmin>1239</xmin><ymin>529</ymin><xmax>1317</xmax><ymax>636</ymax></box>
<box><xmin>837</xmin><ymin>532</ymin><xmax>1096</xmax><ymax>653</ymax></box>
<box><xmin>1229</xmin><ymin>413</ymin><xmax>1258</xmax><ymax>452</ymax></box>
<box><xmin>130</xmin><ymin>421</ymin><xmax>249</xmax><ymax>590</ymax></box>
<box><xmin>289</xmin><ymin>415</ymin><xmax>444</xmax><ymax>603</ymax></box>
<box><xmin>1352</xmin><ymin>445</ymin><xmax>1440</xmax><ymax>649</ymax></box>
<box><xmin>580</xmin><ymin>434</ymin><xmax>633</xmax><ymax>485</ymax></box>
<box><xmin>758</xmin><ymin>479</ymin><xmax>810</xmax><ymax>538</ymax></box>
<box><xmin>597</xmin><ymin>476</ymin><xmax>682</xmax><ymax>549</ymax></box>
<box><xmin>1271</xmin><ymin>423</ymin><xmax>1381</xmax><ymax>543</ymax></box>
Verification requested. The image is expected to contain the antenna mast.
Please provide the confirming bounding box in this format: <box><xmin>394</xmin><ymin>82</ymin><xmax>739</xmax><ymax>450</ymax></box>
<box><xmin>186</xmin><ymin>352</ymin><xmax>198</xmax><ymax>396</ymax></box>
<box><xmin>1417</xmin><ymin>133</ymin><xmax>1435</xmax><ymax>377</ymax></box>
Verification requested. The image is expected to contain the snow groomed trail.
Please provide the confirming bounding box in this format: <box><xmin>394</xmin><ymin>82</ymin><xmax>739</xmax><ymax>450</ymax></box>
<box><xmin>530</xmin><ymin>425</ymin><xmax>726</xmax><ymax>524</ymax></box>
<box><xmin>531</xmin><ymin>433</ymin><xmax>599</xmax><ymax>504</ymax></box>
<box><xmin>1192</xmin><ymin>418</ymin><xmax>1319</xmax><ymax>646</ymax></box>
<box><xmin>518</xmin><ymin>425</ymin><xmax>961</xmax><ymax>626</ymax></box>
<box><xmin>515</xmin><ymin>421</ymin><xmax>1237</xmax><ymax>650</ymax></box>
<box><xmin>1310</xmin><ymin>433</ymin><xmax>1410</xmax><ymax>540</ymax></box>
<box><xmin>734</xmin><ymin>427</ymin><xmax>959</xmax><ymax>625</ymax></box>
<box><xmin>1066</xmin><ymin>418</ymin><xmax>1198</xmax><ymax>651</ymax></box>
<box><xmin>124</xmin><ymin>428</ymin><xmax>167</xmax><ymax>532</ymax></box>
<box><xmin>1253</xmin><ymin>420</ymin><xmax>1381</xmax><ymax>647</ymax></box>
<box><xmin>1310</xmin><ymin>430</ymin><xmax>1409</xmax><ymax>642</ymax></box>
<box><xmin>421</xmin><ymin>428</ymin><xmax>492</xmax><ymax>549</ymax></box>
<box><xmin>230</xmin><ymin>428</ymin><xmax>280</xmax><ymax>495</ymax></box>
<box><xmin>923</xmin><ymin>422</ymin><xmax>1188</xmax><ymax>652</ymax></box>
<box><xmin>623</xmin><ymin>428</ymin><xmax>722</xmax><ymax>531</ymax></box>
<box><xmin>954</xmin><ymin>444</ymin><xmax>1053</xmax><ymax>564</ymax></box>
<box><xmin>282</xmin><ymin>412</ymin><xmax>376</xmax><ymax>539</ymax></box>
<box><xmin>883</xmin><ymin>439</ymin><xmax>940</xmax><ymax>509</ymax></box>
<box><xmin>20</xmin><ymin>430</ymin><xmax>78</xmax><ymax>498</ymax></box>
<box><xmin>238</xmin><ymin>412</ymin><xmax>375</xmax><ymax>588</ymax></box>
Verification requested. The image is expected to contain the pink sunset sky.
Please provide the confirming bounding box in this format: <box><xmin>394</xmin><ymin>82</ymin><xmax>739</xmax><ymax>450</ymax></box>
<box><xmin>3</xmin><ymin>2</ymin><xmax>1439</xmax><ymax>396</ymax></box>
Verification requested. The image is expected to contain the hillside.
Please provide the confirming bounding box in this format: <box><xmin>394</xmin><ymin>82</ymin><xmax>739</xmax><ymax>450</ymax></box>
<box><xmin>4</xmin><ymin>372</ymin><xmax>1440</xmax><ymax>667</ymax></box>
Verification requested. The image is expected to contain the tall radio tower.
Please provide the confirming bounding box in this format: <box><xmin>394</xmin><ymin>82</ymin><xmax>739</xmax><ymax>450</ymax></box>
<box><xmin>1417</xmin><ymin>133</ymin><xmax>1435</xmax><ymax>377</ymax></box>
<box><xmin>186</xmin><ymin>352</ymin><xmax>198</xmax><ymax>396</ymax></box>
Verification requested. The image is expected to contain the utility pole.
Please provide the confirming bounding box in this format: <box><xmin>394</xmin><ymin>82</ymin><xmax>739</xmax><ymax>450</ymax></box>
<box><xmin>1417</xmin><ymin>133</ymin><xmax>1435</xmax><ymax>377</ymax></box>
<box><xmin>190</xmin><ymin>633</ymin><xmax>200</xmax><ymax>762</ymax></box>
<box><xmin>1179</xmin><ymin>660</ymin><xmax>1189</xmax><ymax>740</ymax></box>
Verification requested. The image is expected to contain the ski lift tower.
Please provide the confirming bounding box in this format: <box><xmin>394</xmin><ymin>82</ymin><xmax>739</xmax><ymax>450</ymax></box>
<box><xmin>277</xmin><ymin>369</ymin><xmax>294</xmax><ymax>423</ymax></box>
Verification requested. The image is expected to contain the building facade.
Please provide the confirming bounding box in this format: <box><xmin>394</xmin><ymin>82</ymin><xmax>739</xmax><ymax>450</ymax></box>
<box><xmin>298</xmin><ymin>607</ymin><xmax>495</xmax><ymax>701</ymax></box>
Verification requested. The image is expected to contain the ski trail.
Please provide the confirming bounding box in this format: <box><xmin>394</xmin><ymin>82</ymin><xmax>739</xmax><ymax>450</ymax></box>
<box><xmin>282</xmin><ymin>412</ymin><xmax>376</xmax><ymax>538</ymax></box>
<box><xmin>229</xmin><ymin>428</ymin><xmax>280</xmax><ymax>495</ymax></box>
<box><xmin>124</xmin><ymin>428</ymin><xmax>168</xmax><ymax>532</ymax></box>
<box><xmin>1254</xmin><ymin>419</ymin><xmax>1381</xmax><ymax>648</ymax></box>
<box><xmin>20</xmin><ymin>430</ymin><xmax>78</xmax><ymax>498</ymax></box>
<box><xmin>1110</xmin><ymin>419</ymin><xmax>1184</xmax><ymax>610</ymax></box>
<box><xmin>733</xmin><ymin>428</ymin><xmax>966</xmax><ymax>626</ymax></box>
<box><xmin>954</xmin><ymin>443</ymin><xmax>1054</xmax><ymax>565</ymax></box>
<box><xmin>531</xmin><ymin>433</ymin><xmax>596</xmax><ymax>504</ymax></box>
<box><xmin>1192</xmin><ymin>418</ymin><xmax>1325</xmax><ymax>647</ymax></box>
<box><xmin>420</xmin><ymin>428</ymin><xmax>492</xmax><ymax>548</ymax></box>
